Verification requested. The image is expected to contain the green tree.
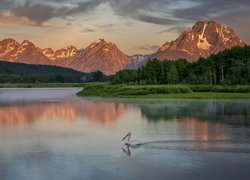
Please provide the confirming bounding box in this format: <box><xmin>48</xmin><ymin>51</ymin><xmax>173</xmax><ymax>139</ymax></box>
<box><xmin>167</xmin><ymin>64</ymin><xmax>179</xmax><ymax>84</ymax></box>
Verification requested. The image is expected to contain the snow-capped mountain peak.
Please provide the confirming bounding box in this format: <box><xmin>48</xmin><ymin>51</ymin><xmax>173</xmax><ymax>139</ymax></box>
<box><xmin>153</xmin><ymin>20</ymin><xmax>245</xmax><ymax>61</ymax></box>
<box><xmin>21</xmin><ymin>40</ymin><xmax>32</xmax><ymax>46</ymax></box>
<box><xmin>41</xmin><ymin>46</ymin><xmax>78</xmax><ymax>60</ymax></box>
<box><xmin>0</xmin><ymin>38</ymin><xmax>19</xmax><ymax>57</ymax></box>
<box><xmin>0</xmin><ymin>21</ymin><xmax>246</xmax><ymax>74</ymax></box>
<box><xmin>89</xmin><ymin>39</ymin><xmax>110</xmax><ymax>49</ymax></box>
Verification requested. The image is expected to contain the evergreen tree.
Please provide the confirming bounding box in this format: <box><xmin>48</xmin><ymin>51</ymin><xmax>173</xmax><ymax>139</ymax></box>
<box><xmin>167</xmin><ymin>64</ymin><xmax>179</xmax><ymax>84</ymax></box>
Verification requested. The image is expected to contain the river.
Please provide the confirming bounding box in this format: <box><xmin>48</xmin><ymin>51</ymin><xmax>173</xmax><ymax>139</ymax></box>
<box><xmin>0</xmin><ymin>88</ymin><xmax>249</xmax><ymax>180</ymax></box>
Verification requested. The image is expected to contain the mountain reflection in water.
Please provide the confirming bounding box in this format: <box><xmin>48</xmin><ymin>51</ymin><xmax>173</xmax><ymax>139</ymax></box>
<box><xmin>0</xmin><ymin>98</ymin><xmax>249</xmax><ymax>128</ymax></box>
<box><xmin>0</xmin><ymin>99</ymin><xmax>127</xmax><ymax>128</ymax></box>
<box><xmin>0</xmin><ymin>97</ymin><xmax>249</xmax><ymax>144</ymax></box>
<box><xmin>0</xmin><ymin>89</ymin><xmax>250</xmax><ymax>180</ymax></box>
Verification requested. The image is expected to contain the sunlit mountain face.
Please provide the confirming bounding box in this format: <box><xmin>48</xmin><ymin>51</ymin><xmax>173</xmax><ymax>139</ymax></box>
<box><xmin>0</xmin><ymin>0</ymin><xmax>249</xmax><ymax>55</ymax></box>
<box><xmin>0</xmin><ymin>0</ymin><xmax>249</xmax><ymax>74</ymax></box>
<box><xmin>0</xmin><ymin>20</ymin><xmax>246</xmax><ymax>74</ymax></box>
<box><xmin>151</xmin><ymin>20</ymin><xmax>245</xmax><ymax>62</ymax></box>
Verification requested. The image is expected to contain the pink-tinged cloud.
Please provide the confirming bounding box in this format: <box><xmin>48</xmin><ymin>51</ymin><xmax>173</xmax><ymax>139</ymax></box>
<box><xmin>0</xmin><ymin>13</ymin><xmax>62</xmax><ymax>28</ymax></box>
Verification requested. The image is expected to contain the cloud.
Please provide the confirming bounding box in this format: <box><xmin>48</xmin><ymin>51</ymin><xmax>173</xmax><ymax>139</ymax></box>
<box><xmin>0</xmin><ymin>12</ymin><xmax>62</xmax><ymax>28</ymax></box>
<box><xmin>0</xmin><ymin>0</ymin><xmax>249</xmax><ymax>43</ymax></box>
<box><xmin>215</xmin><ymin>10</ymin><xmax>250</xmax><ymax>44</ymax></box>
<box><xmin>0</xmin><ymin>12</ymin><xmax>37</xmax><ymax>26</ymax></box>
<box><xmin>136</xmin><ymin>45</ymin><xmax>160</xmax><ymax>52</ymax></box>
<box><xmin>93</xmin><ymin>23</ymin><xmax>114</xmax><ymax>29</ymax></box>
<box><xmin>0</xmin><ymin>0</ymin><xmax>14</xmax><ymax>10</ymax></box>
<box><xmin>0</xmin><ymin>0</ymin><xmax>103</xmax><ymax>26</ymax></box>
<box><xmin>173</xmin><ymin>0</ymin><xmax>250</xmax><ymax>21</ymax></box>
<box><xmin>107</xmin><ymin>0</ymin><xmax>250</xmax><ymax>42</ymax></box>
<box><xmin>2</xmin><ymin>0</ymin><xmax>249</xmax><ymax>28</ymax></box>
<box><xmin>108</xmin><ymin>0</ymin><xmax>250</xmax><ymax>29</ymax></box>
<box><xmin>12</xmin><ymin>1</ymin><xmax>56</xmax><ymax>25</ymax></box>
<box><xmin>55</xmin><ymin>0</ymin><xmax>103</xmax><ymax>17</ymax></box>
<box><xmin>80</xmin><ymin>28</ymin><xmax>96</xmax><ymax>33</ymax></box>
<box><xmin>158</xmin><ymin>26</ymin><xmax>189</xmax><ymax>34</ymax></box>
<box><xmin>108</xmin><ymin>0</ymin><xmax>179</xmax><ymax>25</ymax></box>
<box><xmin>136</xmin><ymin>14</ymin><xmax>177</xmax><ymax>25</ymax></box>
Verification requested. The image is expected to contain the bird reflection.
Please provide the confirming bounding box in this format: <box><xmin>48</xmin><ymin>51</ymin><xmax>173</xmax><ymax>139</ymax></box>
<box><xmin>122</xmin><ymin>132</ymin><xmax>142</xmax><ymax>156</ymax></box>
<box><xmin>122</xmin><ymin>139</ymin><xmax>250</xmax><ymax>156</ymax></box>
<box><xmin>122</xmin><ymin>142</ymin><xmax>143</xmax><ymax>156</ymax></box>
<box><xmin>122</xmin><ymin>145</ymin><xmax>131</xmax><ymax>156</ymax></box>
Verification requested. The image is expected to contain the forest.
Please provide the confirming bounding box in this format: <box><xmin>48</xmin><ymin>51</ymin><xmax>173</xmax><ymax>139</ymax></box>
<box><xmin>1</xmin><ymin>46</ymin><xmax>249</xmax><ymax>85</ymax></box>
<box><xmin>0</xmin><ymin>61</ymin><xmax>107</xmax><ymax>83</ymax></box>
<box><xmin>112</xmin><ymin>46</ymin><xmax>250</xmax><ymax>85</ymax></box>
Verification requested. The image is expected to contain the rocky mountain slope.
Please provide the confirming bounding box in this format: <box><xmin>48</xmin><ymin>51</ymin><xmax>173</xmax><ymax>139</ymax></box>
<box><xmin>0</xmin><ymin>20</ymin><xmax>246</xmax><ymax>74</ymax></box>
<box><xmin>69</xmin><ymin>39</ymin><xmax>131</xmax><ymax>75</ymax></box>
<box><xmin>152</xmin><ymin>20</ymin><xmax>245</xmax><ymax>61</ymax></box>
<box><xmin>125</xmin><ymin>54</ymin><xmax>149</xmax><ymax>70</ymax></box>
<box><xmin>0</xmin><ymin>39</ymin><xmax>50</xmax><ymax>64</ymax></box>
<box><xmin>41</xmin><ymin>46</ymin><xmax>78</xmax><ymax>60</ymax></box>
<box><xmin>0</xmin><ymin>38</ymin><xmax>130</xmax><ymax>75</ymax></box>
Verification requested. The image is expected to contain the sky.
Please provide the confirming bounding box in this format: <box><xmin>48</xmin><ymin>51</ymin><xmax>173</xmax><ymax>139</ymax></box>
<box><xmin>0</xmin><ymin>0</ymin><xmax>249</xmax><ymax>55</ymax></box>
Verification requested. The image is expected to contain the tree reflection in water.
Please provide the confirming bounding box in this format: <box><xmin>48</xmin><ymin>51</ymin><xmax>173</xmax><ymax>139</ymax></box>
<box><xmin>0</xmin><ymin>98</ymin><xmax>249</xmax><ymax>129</ymax></box>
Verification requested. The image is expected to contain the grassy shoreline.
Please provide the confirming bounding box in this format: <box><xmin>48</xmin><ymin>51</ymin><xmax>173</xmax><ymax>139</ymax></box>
<box><xmin>1</xmin><ymin>83</ymin><xmax>250</xmax><ymax>99</ymax></box>
<box><xmin>124</xmin><ymin>92</ymin><xmax>250</xmax><ymax>99</ymax></box>
<box><xmin>77</xmin><ymin>83</ymin><xmax>250</xmax><ymax>99</ymax></box>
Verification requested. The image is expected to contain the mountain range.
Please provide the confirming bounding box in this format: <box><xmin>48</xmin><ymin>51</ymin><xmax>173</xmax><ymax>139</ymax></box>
<box><xmin>0</xmin><ymin>20</ymin><xmax>246</xmax><ymax>75</ymax></box>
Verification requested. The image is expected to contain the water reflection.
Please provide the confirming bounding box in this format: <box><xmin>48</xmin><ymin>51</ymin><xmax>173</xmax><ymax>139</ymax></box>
<box><xmin>0</xmin><ymin>98</ymin><xmax>249</xmax><ymax>129</ymax></box>
<box><xmin>176</xmin><ymin>117</ymin><xmax>227</xmax><ymax>141</ymax></box>
<box><xmin>122</xmin><ymin>139</ymin><xmax>250</xmax><ymax>156</ymax></box>
<box><xmin>139</xmin><ymin>100</ymin><xmax>250</xmax><ymax>125</ymax></box>
<box><xmin>0</xmin><ymin>89</ymin><xmax>250</xmax><ymax>180</ymax></box>
<box><xmin>0</xmin><ymin>99</ymin><xmax>127</xmax><ymax>128</ymax></box>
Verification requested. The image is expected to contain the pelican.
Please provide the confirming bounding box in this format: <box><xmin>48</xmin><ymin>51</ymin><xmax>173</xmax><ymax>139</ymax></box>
<box><xmin>122</xmin><ymin>132</ymin><xmax>131</xmax><ymax>142</ymax></box>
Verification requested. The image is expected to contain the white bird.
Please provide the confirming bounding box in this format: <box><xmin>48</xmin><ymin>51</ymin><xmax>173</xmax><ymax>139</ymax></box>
<box><xmin>122</xmin><ymin>132</ymin><xmax>131</xmax><ymax>142</ymax></box>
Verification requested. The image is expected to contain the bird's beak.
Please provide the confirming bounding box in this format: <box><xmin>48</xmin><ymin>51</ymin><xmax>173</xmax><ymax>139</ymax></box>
<box><xmin>122</xmin><ymin>134</ymin><xmax>128</xmax><ymax>141</ymax></box>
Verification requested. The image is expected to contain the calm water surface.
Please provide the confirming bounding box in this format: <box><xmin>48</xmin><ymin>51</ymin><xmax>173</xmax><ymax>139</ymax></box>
<box><xmin>0</xmin><ymin>88</ymin><xmax>250</xmax><ymax>180</ymax></box>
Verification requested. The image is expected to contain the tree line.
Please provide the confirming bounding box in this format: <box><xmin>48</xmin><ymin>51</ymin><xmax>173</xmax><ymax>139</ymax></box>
<box><xmin>0</xmin><ymin>61</ymin><xmax>108</xmax><ymax>83</ymax></box>
<box><xmin>111</xmin><ymin>46</ymin><xmax>250</xmax><ymax>85</ymax></box>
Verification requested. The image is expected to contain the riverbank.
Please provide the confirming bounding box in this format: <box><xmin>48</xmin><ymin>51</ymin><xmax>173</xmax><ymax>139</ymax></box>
<box><xmin>0</xmin><ymin>83</ymin><xmax>86</xmax><ymax>88</ymax></box>
<box><xmin>77</xmin><ymin>84</ymin><xmax>250</xmax><ymax>99</ymax></box>
<box><xmin>1</xmin><ymin>83</ymin><xmax>249</xmax><ymax>99</ymax></box>
<box><xmin>125</xmin><ymin>92</ymin><xmax>250</xmax><ymax>99</ymax></box>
